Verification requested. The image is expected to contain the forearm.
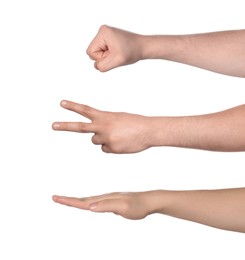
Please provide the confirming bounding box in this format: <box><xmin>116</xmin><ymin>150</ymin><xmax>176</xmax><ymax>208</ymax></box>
<box><xmin>149</xmin><ymin>188</ymin><xmax>245</xmax><ymax>233</ymax></box>
<box><xmin>148</xmin><ymin>104</ymin><xmax>245</xmax><ymax>151</ymax></box>
<box><xmin>52</xmin><ymin>188</ymin><xmax>245</xmax><ymax>232</ymax></box>
<box><xmin>139</xmin><ymin>30</ymin><xmax>245</xmax><ymax>77</ymax></box>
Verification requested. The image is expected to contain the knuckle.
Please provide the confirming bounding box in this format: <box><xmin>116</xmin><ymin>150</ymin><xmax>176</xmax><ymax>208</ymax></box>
<box><xmin>78</xmin><ymin>123</ymin><xmax>89</xmax><ymax>132</ymax></box>
<box><xmin>96</xmin><ymin>62</ymin><xmax>107</xmax><ymax>72</ymax></box>
<box><xmin>91</xmin><ymin>135</ymin><xmax>96</xmax><ymax>144</ymax></box>
<box><xmin>99</xmin><ymin>24</ymin><xmax>109</xmax><ymax>32</ymax></box>
<box><xmin>91</xmin><ymin>135</ymin><xmax>99</xmax><ymax>144</ymax></box>
<box><xmin>94</xmin><ymin>61</ymin><xmax>98</xmax><ymax>70</ymax></box>
<box><xmin>101</xmin><ymin>145</ymin><xmax>110</xmax><ymax>153</ymax></box>
<box><xmin>86</xmin><ymin>48</ymin><xmax>91</xmax><ymax>56</ymax></box>
<box><xmin>60</xmin><ymin>122</ymin><xmax>68</xmax><ymax>130</ymax></box>
<box><xmin>81</xmin><ymin>104</ymin><xmax>91</xmax><ymax>113</ymax></box>
<box><xmin>80</xmin><ymin>104</ymin><xmax>94</xmax><ymax>117</ymax></box>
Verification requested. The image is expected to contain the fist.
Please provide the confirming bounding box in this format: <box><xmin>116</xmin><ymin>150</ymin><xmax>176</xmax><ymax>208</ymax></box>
<box><xmin>87</xmin><ymin>25</ymin><xmax>143</xmax><ymax>72</ymax></box>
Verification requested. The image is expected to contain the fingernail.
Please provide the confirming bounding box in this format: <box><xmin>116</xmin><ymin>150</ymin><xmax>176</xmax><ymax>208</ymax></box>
<box><xmin>89</xmin><ymin>203</ymin><xmax>98</xmax><ymax>211</ymax></box>
<box><xmin>61</xmin><ymin>100</ymin><xmax>67</xmax><ymax>106</ymax></box>
<box><xmin>53</xmin><ymin>123</ymin><xmax>60</xmax><ymax>128</ymax></box>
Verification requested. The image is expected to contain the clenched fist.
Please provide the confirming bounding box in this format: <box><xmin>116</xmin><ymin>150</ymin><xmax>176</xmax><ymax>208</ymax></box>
<box><xmin>86</xmin><ymin>25</ymin><xmax>143</xmax><ymax>72</ymax></box>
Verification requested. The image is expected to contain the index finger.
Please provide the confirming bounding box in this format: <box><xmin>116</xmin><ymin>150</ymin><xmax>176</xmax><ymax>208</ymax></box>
<box><xmin>60</xmin><ymin>100</ymin><xmax>100</xmax><ymax>120</ymax></box>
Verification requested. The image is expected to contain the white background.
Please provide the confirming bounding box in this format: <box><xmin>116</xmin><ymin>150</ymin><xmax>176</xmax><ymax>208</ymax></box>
<box><xmin>0</xmin><ymin>0</ymin><xmax>244</xmax><ymax>259</ymax></box>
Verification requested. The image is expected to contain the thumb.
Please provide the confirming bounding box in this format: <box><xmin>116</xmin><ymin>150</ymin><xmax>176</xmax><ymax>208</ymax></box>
<box><xmin>89</xmin><ymin>199</ymin><xmax>122</xmax><ymax>215</ymax></box>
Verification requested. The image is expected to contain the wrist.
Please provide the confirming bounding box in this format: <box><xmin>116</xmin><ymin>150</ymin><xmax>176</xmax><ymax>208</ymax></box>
<box><xmin>144</xmin><ymin>190</ymin><xmax>171</xmax><ymax>215</ymax></box>
<box><xmin>137</xmin><ymin>35</ymin><xmax>156</xmax><ymax>60</ymax></box>
<box><xmin>146</xmin><ymin>116</ymin><xmax>185</xmax><ymax>148</ymax></box>
<box><xmin>138</xmin><ymin>35</ymin><xmax>186</xmax><ymax>61</ymax></box>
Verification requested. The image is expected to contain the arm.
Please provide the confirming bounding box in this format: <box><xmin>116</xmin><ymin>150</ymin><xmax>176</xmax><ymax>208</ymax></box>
<box><xmin>52</xmin><ymin>100</ymin><xmax>245</xmax><ymax>153</ymax></box>
<box><xmin>87</xmin><ymin>25</ymin><xmax>245</xmax><ymax>77</ymax></box>
<box><xmin>52</xmin><ymin>187</ymin><xmax>245</xmax><ymax>233</ymax></box>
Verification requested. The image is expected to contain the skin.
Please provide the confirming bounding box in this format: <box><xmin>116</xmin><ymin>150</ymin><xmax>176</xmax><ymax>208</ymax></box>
<box><xmin>53</xmin><ymin>26</ymin><xmax>245</xmax><ymax>153</ymax></box>
<box><xmin>87</xmin><ymin>25</ymin><xmax>245</xmax><ymax>77</ymax></box>
<box><xmin>52</xmin><ymin>26</ymin><xmax>245</xmax><ymax>232</ymax></box>
<box><xmin>52</xmin><ymin>101</ymin><xmax>245</xmax><ymax>153</ymax></box>
<box><xmin>53</xmin><ymin>188</ymin><xmax>245</xmax><ymax>233</ymax></box>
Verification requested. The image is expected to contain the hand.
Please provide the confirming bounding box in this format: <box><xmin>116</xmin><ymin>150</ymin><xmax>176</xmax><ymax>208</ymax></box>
<box><xmin>87</xmin><ymin>25</ymin><xmax>143</xmax><ymax>72</ymax></box>
<box><xmin>53</xmin><ymin>188</ymin><xmax>245</xmax><ymax>232</ymax></box>
<box><xmin>52</xmin><ymin>191</ymin><xmax>153</xmax><ymax>220</ymax></box>
<box><xmin>52</xmin><ymin>100</ymin><xmax>153</xmax><ymax>153</ymax></box>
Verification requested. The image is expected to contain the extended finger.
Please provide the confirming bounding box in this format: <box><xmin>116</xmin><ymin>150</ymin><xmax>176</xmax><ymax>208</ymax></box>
<box><xmin>60</xmin><ymin>100</ymin><xmax>100</xmax><ymax>120</ymax></box>
<box><xmin>53</xmin><ymin>196</ymin><xmax>90</xmax><ymax>210</ymax></box>
<box><xmin>53</xmin><ymin>194</ymin><xmax>121</xmax><ymax>211</ymax></box>
<box><xmin>52</xmin><ymin>122</ymin><xmax>96</xmax><ymax>133</ymax></box>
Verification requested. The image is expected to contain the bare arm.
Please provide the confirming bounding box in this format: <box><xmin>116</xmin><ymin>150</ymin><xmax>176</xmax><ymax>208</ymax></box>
<box><xmin>53</xmin><ymin>187</ymin><xmax>245</xmax><ymax>233</ymax></box>
<box><xmin>141</xmin><ymin>30</ymin><xmax>245</xmax><ymax>77</ymax></box>
<box><xmin>52</xmin><ymin>100</ymin><xmax>245</xmax><ymax>153</ymax></box>
<box><xmin>87</xmin><ymin>25</ymin><xmax>245</xmax><ymax>77</ymax></box>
